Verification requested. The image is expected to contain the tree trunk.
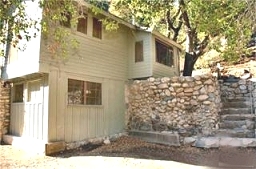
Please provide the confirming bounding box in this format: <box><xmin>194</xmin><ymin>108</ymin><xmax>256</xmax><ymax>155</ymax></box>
<box><xmin>1</xmin><ymin>33</ymin><xmax>11</xmax><ymax>79</ymax></box>
<box><xmin>182</xmin><ymin>52</ymin><xmax>195</xmax><ymax>76</ymax></box>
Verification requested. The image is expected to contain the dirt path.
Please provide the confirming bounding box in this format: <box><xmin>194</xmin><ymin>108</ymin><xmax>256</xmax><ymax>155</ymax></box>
<box><xmin>1</xmin><ymin>136</ymin><xmax>256</xmax><ymax>169</ymax></box>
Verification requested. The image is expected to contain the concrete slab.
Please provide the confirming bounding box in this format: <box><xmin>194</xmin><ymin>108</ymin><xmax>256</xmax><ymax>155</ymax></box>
<box><xmin>129</xmin><ymin>130</ymin><xmax>180</xmax><ymax>146</ymax></box>
<box><xmin>3</xmin><ymin>135</ymin><xmax>47</xmax><ymax>154</ymax></box>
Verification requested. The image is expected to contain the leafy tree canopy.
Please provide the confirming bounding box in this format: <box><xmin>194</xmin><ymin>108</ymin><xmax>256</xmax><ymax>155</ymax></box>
<box><xmin>0</xmin><ymin>0</ymin><xmax>112</xmax><ymax>59</ymax></box>
<box><xmin>112</xmin><ymin>0</ymin><xmax>255</xmax><ymax>75</ymax></box>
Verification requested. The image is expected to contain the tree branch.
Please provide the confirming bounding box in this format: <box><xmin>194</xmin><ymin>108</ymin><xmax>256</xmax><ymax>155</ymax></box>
<box><xmin>193</xmin><ymin>35</ymin><xmax>209</xmax><ymax>63</ymax></box>
<box><xmin>179</xmin><ymin>0</ymin><xmax>191</xmax><ymax>30</ymax></box>
<box><xmin>172</xmin><ymin>15</ymin><xmax>183</xmax><ymax>41</ymax></box>
<box><xmin>166</xmin><ymin>7</ymin><xmax>182</xmax><ymax>41</ymax></box>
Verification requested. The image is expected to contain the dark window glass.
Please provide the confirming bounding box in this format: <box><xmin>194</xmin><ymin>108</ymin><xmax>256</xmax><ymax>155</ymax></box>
<box><xmin>77</xmin><ymin>14</ymin><xmax>87</xmax><ymax>34</ymax></box>
<box><xmin>93</xmin><ymin>17</ymin><xmax>102</xmax><ymax>39</ymax></box>
<box><xmin>155</xmin><ymin>40</ymin><xmax>174</xmax><ymax>67</ymax></box>
<box><xmin>60</xmin><ymin>12</ymin><xmax>71</xmax><ymax>28</ymax></box>
<box><xmin>135</xmin><ymin>41</ymin><xmax>143</xmax><ymax>62</ymax></box>
<box><xmin>68</xmin><ymin>79</ymin><xmax>102</xmax><ymax>105</ymax></box>
<box><xmin>13</xmin><ymin>84</ymin><xmax>23</xmax><ymax>102</ymax></box>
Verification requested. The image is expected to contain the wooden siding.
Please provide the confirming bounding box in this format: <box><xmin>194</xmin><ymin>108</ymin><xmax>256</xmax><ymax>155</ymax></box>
<box><xmin>6</xmin><ymin>0</ymin><xmax>42</xmax><ymax>80</ymax></box>
<box><xmin>65</xmin><ymin>106</ymin><xmax>104</xmax><ymax>142</ymax></box>
<box><xmin>39</xmin><ymin>14</ymin><xmax>129</xmax><ymax>81</ymax></box>
<box><xmin>47</xmin><ymin>70</ymin><xmax>125</xmax><ymax>143</ymax></box>
<box><xmin>128</xmin><ymin>31</ymin><xmax>153</xmax><ymax>79</ymax></box>
<box><xmin>10</xmin><ymin>103</ymin><xmax>45</xmax><ymax>140</ymax></box>
<box><xmin>105</xmin><ymin>79</ymin><xmax>125</xmax><ymax>134</ymax></box>
<box><xmin>9</xmin><ymin>76</ymin><xmax>48</xmax><ymax>141</ymax></box>
<box><xmin>10</xmin><ymin>103</ymin><xmax>44</xmax><ymax>140</ymax></box>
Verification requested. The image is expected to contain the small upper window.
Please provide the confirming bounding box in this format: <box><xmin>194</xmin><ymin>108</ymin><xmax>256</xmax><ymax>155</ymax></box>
<box><xmin>13</xmin><ymin>84</ymin><xmax>24</xmax><ymax>103</ymax></box>
<box><xmin>77</xmin><ymin>14</ymin><xmax>87</xmax><ymax>34</ymax></box>
<box><xmin>135</xmin><ymin>41</ymin><xmax>143</xmax><ymax>62</ymax></box>
<box><xmin>68</xmin><ymin>79</ymin><xmax>102</xmax><ymax>105</ymax></box>
<box><xmin>60</xmin><ymin>12</ymin><xmax>71</xmax><ymax>28</ymax></box>
<box><xmin>155</xmin><ymin>40</ymin><xmax>174</xmax><ymax>67</ymax></box>
<box><xmin>93</xmin><ymin>17</ymin><xmax>102</xmax><ymax>39</ymax></box>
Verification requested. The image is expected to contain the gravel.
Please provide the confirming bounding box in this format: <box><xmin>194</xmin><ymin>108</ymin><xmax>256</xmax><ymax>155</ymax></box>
<box><xmin>1</xmin><ymin>136</ymin><xmax>256</xmax><ymax>168</ymax></box>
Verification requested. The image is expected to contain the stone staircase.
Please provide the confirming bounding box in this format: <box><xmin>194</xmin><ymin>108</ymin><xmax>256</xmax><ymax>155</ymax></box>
<box><xmin>216</xmin><ymin>97</ymin><xmax>255</xmax><ymax>138</ymax></box>
<box><xmin>194</xmin><ymin>96</ymin><xmax>256</xmax><ymax>148</ymax></box>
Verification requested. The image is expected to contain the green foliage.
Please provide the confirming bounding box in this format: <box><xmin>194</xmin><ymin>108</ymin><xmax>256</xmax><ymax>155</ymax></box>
<box><xmin>113</xmin><ymin>0</ymin><xmax>255</xmax><ymax>63</ymax></box>
<box><xmin>39</xmin><ymin>0</ymin><xmax>81</xmax><ymax>58</ymax></box>
<box><xmin>0</xmin><ymin>0</ymin><xmax>119</xmax><ymax>59</ymax></box>
<box><xmin>0</xmin><ymin>0</ymin><xmax>38</xmax><ymax>52</ymax></box>
<box><xmin>85</xmin><ymin>0</ymin><xmax>110</xmax><ymax>12</ymax></box>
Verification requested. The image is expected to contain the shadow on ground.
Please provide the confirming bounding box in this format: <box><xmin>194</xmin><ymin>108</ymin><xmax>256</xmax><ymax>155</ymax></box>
<box><xmin>51</xmin><ymin>136</ymin><xmax>256</xmax><ymax>168</ymax></box>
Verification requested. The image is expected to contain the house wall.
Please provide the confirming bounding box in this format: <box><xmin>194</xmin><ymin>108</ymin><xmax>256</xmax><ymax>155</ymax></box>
<box><xmin>152</xmin><ymin>35</ymin><xmax>180</xmax><ymax>77</ymax></box>
<box><xmin>128</xmin><ymin>31</ymin><xmax>153</xmax><ymax>79</ymax></box>
<box><xmin>40</xmin><ymin>14</ymin><xmax>128</xmax><ymax>142</ymax></box>
<box><xmin>47</xmin><ymin>70</ymin><xmax>125</xmax><ymax>143</ymax></box>
<box><xmin>39</xmin><ymin>14</ymin><xmax>129</xmax><ymax>80</ymax></box>
<box><xmin>5</xmin><ymin>0</ymin><xmax>42</xmax><ymax>80</ymax></box>
<box><xmin>9</xmin><ymin>75</ymin><xmax>48</xmax><ymax>141</ymax></box>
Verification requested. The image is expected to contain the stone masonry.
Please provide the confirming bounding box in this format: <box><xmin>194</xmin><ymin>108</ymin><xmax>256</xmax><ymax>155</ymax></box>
<box><xmin>0</xmin><ymin>81</ymin><xmax>10</xmax><ymax>143</ymax></box>
<box><xmin>127</xmin><ymin>74</ymin><xmax>221</xmax><ymax>137</ymax></box>
<box><xmin>219</xmin><ymin>79</ymin><xmax>256</xmax><ymax>113</ymax></box>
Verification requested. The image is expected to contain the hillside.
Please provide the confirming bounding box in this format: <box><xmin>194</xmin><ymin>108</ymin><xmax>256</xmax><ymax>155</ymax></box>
<box><xmin>192</xmin><ymin>60</ymin><xmax>256</xmax><ymax>79</ymax></box>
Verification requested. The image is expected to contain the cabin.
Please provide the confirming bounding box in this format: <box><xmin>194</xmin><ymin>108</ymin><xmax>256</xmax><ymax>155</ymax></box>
<box><xmin>2</xmin><ymin>1</ymin><xmax>182</xmax><ymax>154</ymax></box>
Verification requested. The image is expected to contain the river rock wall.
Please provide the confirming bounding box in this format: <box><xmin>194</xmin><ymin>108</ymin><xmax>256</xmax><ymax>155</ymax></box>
<box><xmin>126</xmin><ymin>74</ymin><xmax>221</xmax><ymax>137</ymax></box>
<box><xmin>0</xmin><ymin>81</ymin><xmax>10</xmax><ymax>143</ymax></box>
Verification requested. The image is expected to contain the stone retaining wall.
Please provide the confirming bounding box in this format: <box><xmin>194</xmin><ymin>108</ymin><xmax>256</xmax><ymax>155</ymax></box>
<box><xmin>0</xmin><ymin>81</ymin><xmax>10</xmax><ymax>143</ymax></box>
<box><xmin>126</xmin><ymin>74</ymin><xmax>221</xmax><ymax>137</ymax></box>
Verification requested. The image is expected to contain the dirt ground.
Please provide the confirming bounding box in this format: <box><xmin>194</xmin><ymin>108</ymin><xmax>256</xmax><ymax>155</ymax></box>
<box><xmin>1</xmin><ymin>136</ymin><xmax>256</xmax><ymax>169</ymax></box>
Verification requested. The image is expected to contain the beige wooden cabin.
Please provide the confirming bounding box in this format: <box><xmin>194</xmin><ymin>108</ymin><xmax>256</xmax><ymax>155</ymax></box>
<box><xmin>2</xmin><ymin>1</ymin><xmax>182</xmax><ymax>154</ymax></box>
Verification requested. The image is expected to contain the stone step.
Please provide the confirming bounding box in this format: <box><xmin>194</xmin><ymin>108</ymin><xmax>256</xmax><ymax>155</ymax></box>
<box><xmin>194</xmin><ymin>137</ymin><xmax>256</xmax><ymax>148</ymax></box>
<box><xmin>221</xmin><ymin>97</ymin><xmax>251</xmax><ymax>102</ymax></box>
<box><xmin>219</xmin><ymin>120</ymin><xmax>255</xmax><ymax>130</ymax></box>
<box><xmin>220</xmin><ymin>108</ymin><xmax>252</xmax><ymax>115</ymax></box>
<box><xmin>214</xmin><ymin>129</ymin><xmax>255</xmax><ymax>138</ymax></box>
<box><xmin>222</xmin><ymin>101</ymin><xmax>252</xmax><ymax>108</ymax></box>
<box><xmin>221</xmin><ymin>114</ymin><xmax>256</xmax><ymax>121</ymax></box>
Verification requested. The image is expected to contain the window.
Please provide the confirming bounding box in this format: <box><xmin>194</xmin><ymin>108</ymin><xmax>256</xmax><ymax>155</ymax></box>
<box><xmin>60</xmin><ymin>12</ymin><xmax>71</xmax><ymax>28</ymax></box>
<box><xmin>135</xmin><ymin>41</ymin><xmax>143</xmax><ymax>62</ymax></box>
<box><xmin>13</xmin><ymin>84</ymin><xmax>23</xmax><ymax>102</ymax></box>
<box><xmin>68</xmin><ymin>79</ymin><xmax>102</xmax><ymax>105</ymax></box>
<box><xmin>27</xmin><ymin>80</ymin><xmax>41</xmax><ymax>102</ymax></box>
<box><xmin>93</xmin><ymin>17</ymin><xmax>102</xmax><ymax>39</ymax></box>
<box><xmin>77</xmin><ymin>14</ymin><xmax>87</xmax><ymax>34</ymax></box>
<box><xmin>155</xmin><ymin>40</ymin><xmax>174</xmax><ymax>67</ymax></box>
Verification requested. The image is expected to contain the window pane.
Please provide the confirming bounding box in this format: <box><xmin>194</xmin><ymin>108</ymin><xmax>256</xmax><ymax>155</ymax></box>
<box><xmin>13</xmin><ymin>84</ymin><xmax>23</xmax><ymax>103</ymax></box>
<box><xmin>135</xmin><ymin>41</ymin><xmax>143</xmax><ymax>62</ymax></box>
<box><xmin>27</xmin><ymin>80</ymin><xmax>41</xmax><ymax>102</ymax></box>
<box><xmin>60</xmin><ymin>12</ymin><xmax>71</xmax><ymax>28</ymax></box>
<box><xmin>77</xmin><ymin>15</ymin><xmax>87</xmax><ymax>34</ymax></box>
<box><xmin>156</xmin><ymin>40</ymin><xmax>174</xmax><ymax>67</ymax></box>
<box><xmin>85</xmin><ymin>81</ymin><xmax>102</xmax><ymax>105</ymax></box>
<box><xmin>68</xmin><ymin>79</ymin><xmax>102</xmax><ymax>105</ymax></box>
<box><xmin>68</xmin><ymin>79</ymin><xmax>84</xmax><ymax>104</ymax></box>
<box><xmin>93</xmin><ymin>17</ymin><xmax>102</xmax><ymax>39</ymax></box>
